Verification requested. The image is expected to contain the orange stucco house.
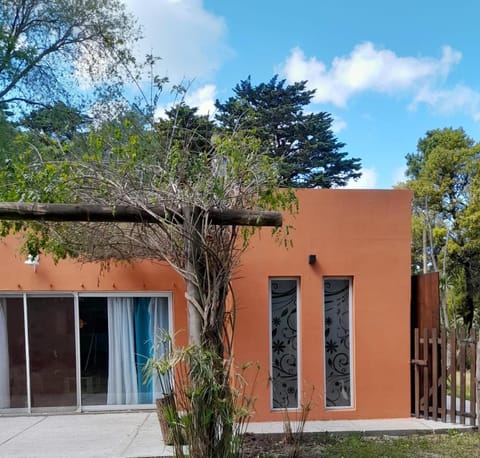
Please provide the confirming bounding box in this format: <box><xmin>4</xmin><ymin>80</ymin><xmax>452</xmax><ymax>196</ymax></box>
<box><xmin>0</xmin><ymin>189</ymin><xmax>412</xmax><ymax>420</ymax></box>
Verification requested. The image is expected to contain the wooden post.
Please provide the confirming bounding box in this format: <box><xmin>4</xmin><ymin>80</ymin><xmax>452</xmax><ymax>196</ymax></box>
<box><xmin>414</xmin><ymin>328</ymin><xmax>420</xmax><ymax>418</ymax></box>
<box><xmin>450</xmin><ymin>329</ymin><xmax>457</xmax><ymax>423</ymax></box>
<box><xmin>469</xmin><ymin>328</ymin><xmax>476</xmax><ymax>426</ymax></box>
<box><xmin>0</xmin><ymin>202</ymin><xmax>282</xmax><ymax>227</ymax></box>
<box><xmin>459</xmin><ymin>327</ymin><xmax>466</xmax><ymax>425</ymax></box>
<box><xmin>441</xmin><ymin>329</ymin><xmax>447</xmax><ymax>422</ymax></box>
<box><xmin>432</xmin><ymin>328</ymin><xmax>438</xmax><ymax>421</ymax></box>
<box><xmin>423</xmin><ymin>328</ymin><xmax>429</xmax><ymax>419</ymax></box>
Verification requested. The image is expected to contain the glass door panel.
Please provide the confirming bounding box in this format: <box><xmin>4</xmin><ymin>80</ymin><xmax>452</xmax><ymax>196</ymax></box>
<box><xmin>0</xmin><ymin>297</ymin><xmax>27</xmax><ymax>409</ymax></box>
<box><xmin>79</xmin><ymin>296</ymin><xmax>170</xmax><ymax>407</ymax></box>
<box><xmin>79</xmin><ymin>297</ymin><xmax>108</xmax><ymax>406</ymax></box>
<box><xmin>28</xmin><ymin>297</ymin><xmax>77</xmax><ymax>408</ymax></box>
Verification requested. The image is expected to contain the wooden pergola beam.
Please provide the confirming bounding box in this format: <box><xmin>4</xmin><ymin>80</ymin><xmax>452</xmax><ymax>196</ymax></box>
<box><xmin>0</xmin><ymin>202</ymin><xmax>282</xmax><ymax>227</ymax></box>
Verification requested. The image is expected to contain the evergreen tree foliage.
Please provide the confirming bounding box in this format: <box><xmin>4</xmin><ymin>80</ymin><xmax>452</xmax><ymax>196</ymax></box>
<box><xmin>156</xmin><ymin>103</ymin><xmax>215</xmax><ymax>156</ymax></box>
<box><xmin>20</xmin><ymin>102</ymin><xmax>89</xmax><ymax>140</ymax></box>
<box><xmin>215</xmin><ymin>76</ymin><xmax>361</xmax><ymax>188</ymax></box>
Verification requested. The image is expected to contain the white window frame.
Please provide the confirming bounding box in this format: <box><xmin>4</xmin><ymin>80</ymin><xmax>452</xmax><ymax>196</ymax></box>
<box><xmin>77</xmin><ymin>292</ymin><xmax>173</xmax><ymax>411</ymax></box>
<box><xmin>322</xmin><ymin>277</ymin><xmax>354</xmax><ymax>410</ymax></box>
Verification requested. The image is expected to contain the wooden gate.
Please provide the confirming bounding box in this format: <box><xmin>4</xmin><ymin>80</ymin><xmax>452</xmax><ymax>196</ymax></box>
<box><xmin>412</xmin><ymin>327</ymin><xmax>478</xmax><ymax>425</ymax></box>
<box><xmin>411</xmin><ymin>273</ymin><xmax>440</xmax><ymax>331</ymax></box>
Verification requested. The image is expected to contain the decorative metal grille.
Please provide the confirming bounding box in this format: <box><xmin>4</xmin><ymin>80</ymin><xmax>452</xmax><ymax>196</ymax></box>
<box><xmin>270</xmin><ymin>279</ymin><xmax>298</xmax><ymax>409</ymax></box>
<box><xmin>324</xmin><ymin>278</ymin><xmax>352</xmax><ymax>407</ymax></box>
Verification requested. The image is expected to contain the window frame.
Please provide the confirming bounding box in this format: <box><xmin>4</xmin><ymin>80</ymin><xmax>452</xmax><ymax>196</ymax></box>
<box><xmin>322</xmin><ymin>276</ymin><xmax>354</xmax><ymax>410</ymax></box>
<box><xmin>269</xmin><ymin>277</ymin><xmax>301</xmax><ymax>411</ymax></box>
<box><xmin>0</xmin><ymin>291</ymin><xmax>173</xmax><ymax>413</ymax></box>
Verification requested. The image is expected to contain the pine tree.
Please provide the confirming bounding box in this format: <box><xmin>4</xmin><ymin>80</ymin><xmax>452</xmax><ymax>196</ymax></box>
<box><xmin>215</xmin><ymin>76</ymin><xmax>361</xmax><ymax>188</ymax></box>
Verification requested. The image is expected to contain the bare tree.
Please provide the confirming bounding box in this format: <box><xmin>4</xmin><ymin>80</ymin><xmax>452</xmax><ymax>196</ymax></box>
<box><xmin>1</xmin><ymin>110</ymin><xmax>295</xmax><ymax>456</ymax></box>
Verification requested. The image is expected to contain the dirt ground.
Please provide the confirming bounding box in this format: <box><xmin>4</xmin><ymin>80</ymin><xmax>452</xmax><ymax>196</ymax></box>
<box><xmin>242</xmin><ymin>432</ymin><xmax>329</xmax><ymax>457</ymax></box>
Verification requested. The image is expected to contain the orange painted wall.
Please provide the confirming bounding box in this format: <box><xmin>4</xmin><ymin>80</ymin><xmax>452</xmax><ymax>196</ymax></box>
<box><xmin>0</xmin><ymin>238</ymin><xmax>189</xmax><ymax>347</ymax></box>
<box><xmin>0</xmin><ymin>188</ymin><xmax>412</xmax><ymax>420</ymax></box>
<box><xmin>233</xmin><ymin>189</ymin><xmax>413</xmax><ymax>421</ymax></box>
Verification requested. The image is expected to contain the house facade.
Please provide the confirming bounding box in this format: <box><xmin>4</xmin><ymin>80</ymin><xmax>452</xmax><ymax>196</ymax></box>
<box><xmin>0</xmin><ymin>189</ymin><xmax>412</xmax><ymax>420</ymax></box>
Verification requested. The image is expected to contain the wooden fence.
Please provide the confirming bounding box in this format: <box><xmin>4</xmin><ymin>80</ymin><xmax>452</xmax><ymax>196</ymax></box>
<box><xmin>412</xmin><ymin>327</ymin><xmax>479</xmax><ymax>425</ymax></box>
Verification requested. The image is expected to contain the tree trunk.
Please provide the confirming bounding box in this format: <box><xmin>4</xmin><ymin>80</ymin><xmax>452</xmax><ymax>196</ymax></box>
<box><xmin>183</xmin><ymin>207</ymin><xmax>203</xmax><ymax>345</ymax></box>
<box><xmin>186</xmin><ymin>276</ymin><xmax>202</xmax><ymax>346</ymax></box>
<box><xmin>423</xmin><ymin>226</ymin><xmax>428</xmax><ymax>273</ymax></box>
<box><xmin>440</xmin><ymin>233</ymin><xmax>450</xmax><ymax>329</ymax></box>
<box><xmin>440</xmin><ymin>293</ymin><xmax>450</xmax><ymax>330</ymax></box>
<box><xmin>464</xmin><ymin>261</ymin><xmax>475</xmax><ymax>329</ymax></box>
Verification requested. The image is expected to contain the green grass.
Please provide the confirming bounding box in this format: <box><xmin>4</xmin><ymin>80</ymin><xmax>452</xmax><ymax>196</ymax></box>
<box><xmin>315</xmin><ymin>432</ymin><xmax>480</xmax><ymax>458</ymax></box>
<box><xmin>245</xmin><ymin>431</ymin><xmax>480</xmax><ymax>457</ymax></box>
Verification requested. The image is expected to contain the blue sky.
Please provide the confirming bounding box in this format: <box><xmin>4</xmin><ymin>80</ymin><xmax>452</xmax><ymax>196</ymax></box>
<box><xmin>123</xmin><ymin>0</ymin><xmax>480</xmax><ymax>188</ymax></box>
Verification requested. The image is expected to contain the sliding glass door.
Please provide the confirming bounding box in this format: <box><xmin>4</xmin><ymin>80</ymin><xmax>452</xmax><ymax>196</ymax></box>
<box><xmin>28</xmin><ymin>297</ymin><xmax>77</xmax><ymax>409</ymax></box>
<box><xmin>0</xmin><ymin>293</ymin><xmax>171</xmax><ymax>413</ymax></box>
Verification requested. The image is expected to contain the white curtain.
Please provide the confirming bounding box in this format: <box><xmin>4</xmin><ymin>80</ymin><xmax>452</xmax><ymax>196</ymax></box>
<box><xmin>149</xmin><ymin>297</ymin><xmax>170</xmax><ymax>399</ymax></box>
<box><xmin>0</xmin><ymin>298</ymin><xmax>10</xmax><ymax>408</ymax></box>
<box><xmin>107</xmin><ymin>297</ymin><xmax>138</xmax><ymax>405</ymax></box>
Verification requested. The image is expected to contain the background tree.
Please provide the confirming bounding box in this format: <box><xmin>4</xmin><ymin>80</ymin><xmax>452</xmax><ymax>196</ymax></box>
<box><xmin>155</xmin><ymin>103</ymin><xmax>215</xmax><ymax>156</ymax></box>
<box><xmin>0</xmin><ymin>0</ymin><xmax>140</xmax><ymax>112</ymax></box>
<box><xmin>19</xmin><ymin>102</ymin><xmax>88</xmax><ymax>140</ymax></box>
<box><xmin>215</xmin><ymin>75</ymin><xmax>362</xmax><ymax>188</ymax></box>
<box><xmin>0</xmin><ymin>107</ymin><xmax>20</xmax><ymax>160</ymax></box>
<box><xmin>406</xmin><ymin>127</ymin><xmax>480</xmax><ymax>328</ymax></box>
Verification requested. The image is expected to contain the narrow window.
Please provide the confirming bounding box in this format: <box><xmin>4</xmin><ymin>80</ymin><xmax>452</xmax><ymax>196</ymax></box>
<box><xmin>270</xmin><ymin>278</ymin><xmax>298</xmax><ymax>409</ymax></box>
<box><xmin>323</xmin><ymin>278</ymin><xmax>353</xmax><ymax>408</ymax></box>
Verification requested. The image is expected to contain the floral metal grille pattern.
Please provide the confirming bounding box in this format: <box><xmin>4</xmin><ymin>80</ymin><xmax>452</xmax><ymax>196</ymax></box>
<box><xmin>324</xmin><ymin>278</ymin><xmax>351</xmax><ymax>407</ymax></box>
<box><xmin>270</xmin><ymin>279</ymin><xmax>298</xmax><ymax>408</ymax></box>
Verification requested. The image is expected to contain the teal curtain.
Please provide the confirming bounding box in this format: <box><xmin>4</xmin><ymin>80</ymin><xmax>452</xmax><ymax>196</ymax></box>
<box><xmin>134</xmin><ymin>298</ymin><xmax>153</xmax><ymax>403</ymax></box>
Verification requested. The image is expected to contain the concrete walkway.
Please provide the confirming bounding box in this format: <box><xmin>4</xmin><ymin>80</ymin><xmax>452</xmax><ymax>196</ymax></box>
<box><xmin>0</xmin><ymin>412</ymin><xmax>475</xmax><ymax>457</ymax></box>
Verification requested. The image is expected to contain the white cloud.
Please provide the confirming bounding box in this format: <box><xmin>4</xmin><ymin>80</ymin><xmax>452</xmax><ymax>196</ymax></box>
<box><xmin>410</xmin><ymin>84</ymin><xmax>480</xmax><ymax>119</ymax></box>
<box><xmin>344</xmin><ymin>168</ymin><xmax>377</xmax><ymax>189</ymax></box>
<box><xmin>124</xmin><ymin>0</ymin><xmax>232</xmax><ymax>82</ymax></box>
<box><xmin>154</xmin><ymin>84</ymin><xmax>217</xmax><ymax>119</ymax></box>
<box><xmin>153</xmin><ymin>104</ymin><xmax>168</xmax><ymax>120</ymax></box>
<box><xmin>185</xmin><ymin>84</ymin><xmax>216</xmax><ymax>116</ymax></box>
<box><xmin>280</xmin><ymin>43</ymin><xmax>461</xmax><ymax>107</ymax></box>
